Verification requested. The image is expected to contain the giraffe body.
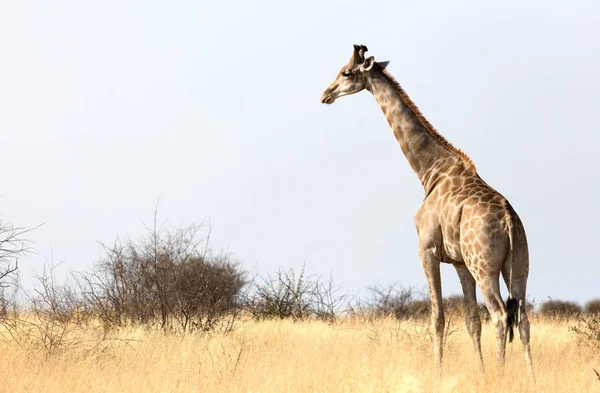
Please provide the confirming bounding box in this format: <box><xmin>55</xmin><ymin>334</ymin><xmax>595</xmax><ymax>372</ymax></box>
<box><xmin>321</xmin><ymin>45</ymin><xmax>533</xmax><ymax>378</ymax></box>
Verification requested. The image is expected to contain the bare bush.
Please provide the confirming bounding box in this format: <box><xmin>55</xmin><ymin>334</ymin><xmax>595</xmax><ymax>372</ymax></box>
<box><xmin>78</xmin><ymin>216</ymin><xmax>245</xmax><ymax>332</ymax></box>
<box><xmin>405</xmin><ymin>299</ymin><xmax>431</xmax><ymax>320</ymax></box>
<box><xmin>0</xmin><ymin>220</ymin><xmax>33</xmax><ymax>284</ymax></box>
<box><xmin>0</xmin><ymin>219</ymin><xmax>36</xmax><ymax>312</ymax></box>
<box><xmin>311</xmin><ymin>272</ymin><xmax>351</xmax><ymax>322</ymax></box>
<box><xmin>539</xmin><ymin>299</ymin><xmax>582</xmax><ymax>320</ymax></box>
<box><xmin>244</xmin><ymin>265</ymin><xmax>350</xmax><ymax>321</ymax></box>
<box><xmin>367</xmin><ymin>283</ymin><xmax>415</xmax><ymax>320</ymax></box>
<box><xmin>440</xmin><ymin>295</ymin><xmax>491</xmax><ymax>323</ymax></box>
<box><xmin>28</xmin><ymin>261</ymin><xmax>87</xmax><ymax>355</ymax></box>
<box><xmin>585</xmin><ymin>299</ymin><xmax>600</xmax><ymax>315</ymax></box>
<box><xmin>0</xmin><ymin>259</ymin><xmax>137</xmax><ymax>358</ymax></box>
<box><xmin>364</xmin><ymin>285</ymin><xmax>489</xmax><ymax>323</ymax></box>
<box><xmin>569</xmin><ymin>314</ymin><xmax>600</xmax><ymax>351</ymax></box>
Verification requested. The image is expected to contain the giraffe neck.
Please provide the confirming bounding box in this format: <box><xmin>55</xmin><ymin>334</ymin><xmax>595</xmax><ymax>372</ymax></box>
<box><xmin>366</xmin><ymin>70</ymin><xmax>475</xmax><ymax>192</ymax></box>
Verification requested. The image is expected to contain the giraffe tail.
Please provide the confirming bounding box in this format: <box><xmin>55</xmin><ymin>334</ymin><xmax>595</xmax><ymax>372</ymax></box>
<box><xmin>505</xmin><ymin>208</ymin><xmax>519</xmax><ymax>343</ymax></box>
<box><xmin>506</xmin><ymin>297</ymin><xmax>518</xmax><ymax>343</ymax></box>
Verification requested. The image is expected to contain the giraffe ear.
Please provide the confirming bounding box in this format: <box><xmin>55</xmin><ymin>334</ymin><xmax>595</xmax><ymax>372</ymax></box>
<box><xmin>377</xmin><ymin>61</ymin><xmax>390</xmax><ymax>70</ymax></box>
<box><xmin>361</xmin><ymin>56</ymin><xmax>375</xmax><ymax>72</ymax></box>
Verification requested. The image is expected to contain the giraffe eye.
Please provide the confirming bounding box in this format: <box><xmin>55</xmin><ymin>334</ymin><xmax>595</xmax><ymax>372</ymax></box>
<box><xmin>342</xmin><ymin>70</ymin><xmax>352</xmax><ymax>78</ymax></box>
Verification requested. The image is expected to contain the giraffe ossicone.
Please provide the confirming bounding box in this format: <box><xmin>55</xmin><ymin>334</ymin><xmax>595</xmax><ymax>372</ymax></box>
<box><xmin>321</xmin><ymin>45</ymin><xmax>534</xmax><ymax>379</ymax></box>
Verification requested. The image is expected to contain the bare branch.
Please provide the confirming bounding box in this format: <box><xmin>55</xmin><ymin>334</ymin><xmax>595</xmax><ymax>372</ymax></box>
<box><xmin>0</xmin><ymin>218</ymin><xmax>40</xmax><ymax>288</ymax></box>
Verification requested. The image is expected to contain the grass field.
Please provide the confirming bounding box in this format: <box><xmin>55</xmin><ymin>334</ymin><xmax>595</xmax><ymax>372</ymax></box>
<box><xmin>1</xmin><ymin>316</ymin><xmax>599</xmax><ymax>393</ymax></box>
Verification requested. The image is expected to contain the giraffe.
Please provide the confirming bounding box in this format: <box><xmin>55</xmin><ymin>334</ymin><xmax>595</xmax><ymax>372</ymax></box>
<box><xmin>320</xmin><ymin>45</ymin><xmax>533</xmax><ymax>377</ymax></box>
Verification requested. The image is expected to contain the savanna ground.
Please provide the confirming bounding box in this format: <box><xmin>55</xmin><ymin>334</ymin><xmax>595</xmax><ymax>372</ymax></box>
<box><xmin>1</xmin><ymin>220</ymin><xmax>599</xmax><ymax>392</ymax></box>
<box><xmin>1</xmin><ymin>316</ymin><xmax>599</xmax><ymax>393</ymax></box>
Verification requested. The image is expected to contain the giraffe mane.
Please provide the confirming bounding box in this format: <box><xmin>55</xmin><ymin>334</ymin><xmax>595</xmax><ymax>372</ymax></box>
<box><xmin>379</xmin><ymin>68</ymin><xmax>476</xmax><ymax>170</ymax></box>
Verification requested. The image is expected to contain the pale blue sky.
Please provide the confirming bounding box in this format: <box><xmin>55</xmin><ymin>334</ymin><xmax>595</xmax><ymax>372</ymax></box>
<box><xmin>1</xmin><ymin>0</ymin><xmax>599</xmax><ymax>304</ymax></box>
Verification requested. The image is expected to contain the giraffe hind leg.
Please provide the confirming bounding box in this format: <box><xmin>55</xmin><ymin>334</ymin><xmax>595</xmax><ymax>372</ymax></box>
<box><xmin>453</xmin><ymin>263</ymin><xmax>484</xmax><ymax>373</ymax></box>
<box><xmin>501</xmin><ymin>266</ymin><xmax>534</xmax><ymax>380</ymax></box>
<box><xmin>479</xmin><ymin>275</ymin><xmax>508</xmax><ymax>367</ymax></box>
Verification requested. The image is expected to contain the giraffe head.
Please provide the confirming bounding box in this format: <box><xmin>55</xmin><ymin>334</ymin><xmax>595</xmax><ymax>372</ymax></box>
<box><xmin>321</xmin><ymin>44</ymin><xmax>389</xmax><ymax>104</ymax></box>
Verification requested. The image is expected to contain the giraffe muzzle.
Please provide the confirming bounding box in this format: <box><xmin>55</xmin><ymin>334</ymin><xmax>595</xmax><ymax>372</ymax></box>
<box><xmin>321</xmin><ymin>94</ymin><xmax>334</xmax><ymax>104</ymax></box>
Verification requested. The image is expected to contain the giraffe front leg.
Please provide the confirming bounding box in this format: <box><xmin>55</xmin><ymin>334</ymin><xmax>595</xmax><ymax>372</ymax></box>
<box><xmin>419</xmin><ymin>244</ymin><xmax>444</xmax><ymax>375</ymax></box>
<box><xmin>479</xmin><ymin>276</ymin><xmax>507</xmax><ymax>368</ymax></box>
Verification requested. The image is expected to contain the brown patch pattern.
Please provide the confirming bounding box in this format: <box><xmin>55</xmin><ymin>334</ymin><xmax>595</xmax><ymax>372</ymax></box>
<box><xmin>380</xmin><ymin>68</ymin><xmax>476</xmax><ymax>170</ymax></box>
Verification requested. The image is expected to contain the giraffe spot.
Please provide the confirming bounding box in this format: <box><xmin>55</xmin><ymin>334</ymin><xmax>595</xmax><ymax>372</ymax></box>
<box><xmin>448</xmin><ymin>226</ymin><xmax>456</xmax><ymax>237</ymax></box>
<box><xmin>449</xmin><ymin>166</ymin><xmax>464</xmax><ymax>176</ymax></box>
<box><xmin>416</xmin><ymin>134</ymin><xmax>431</xmax><ymax>151</ymax></box>
<box><xmin>481</xmin><ymin>193</ymin><xmax>494</xmax><ymax>202</ymax></box>
<box><xmin>439</xmin><ymin>181</ymin><xmax>450</xmax><ymax>194</ymax></box>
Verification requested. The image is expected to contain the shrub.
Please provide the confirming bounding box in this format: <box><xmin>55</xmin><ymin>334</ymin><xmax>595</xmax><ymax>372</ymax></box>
<box><xmin>407</xmin><ymin>299</ymin><xmax>431</xmax><ymax>320</ymax></box>
<box><xmin>441</xmin><ymin>295</ymin><xmax>491</xmax><ymax>323</ymax></box>
<box><xmin>569</xmin><ymin>314</ymin><xmax>600</xmax><ymax>350</ymax></box>
<box><xmin>539</xmin><ymin>299</ymin><xmax>582</xmax><ymax>319</ymax></box>
<box><xmin>245</xmin><ymin>266</ymin><xmax>310</xmax><ymax>320</ymax></box>
<box><xmin>244</xmin><ymin>265</ymin><xmax>349</xmax><ymax>322</ymax></box>
<box><xmin>366</xmin><ymin>287</ymin><xmax>490</xmax><ymax>322</ymax></box>
<box><xmin>79</xmin><ymin>220</ymin><xmax>245</xmax><ymax>332</ymax></box>
<box><xmin>585</xmin><ymin>299</ymin><xmax>600</xmax><ymax>315</ymax></box>
<box><xmin>367</xmin><ymin>283</ymin><xmax>415</xmax><ymax>320</ymax></box>
<box><xmin>0</xmin><ymin>218</ymin><xmax>35</xmax><ymax>298</ymax></box>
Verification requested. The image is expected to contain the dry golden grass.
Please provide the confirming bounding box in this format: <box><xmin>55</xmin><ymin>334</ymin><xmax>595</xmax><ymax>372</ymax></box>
<box><xmin>1</xmin><ymin>316</ymin><xmax>599</xmax><ymax>393</ymax></box>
